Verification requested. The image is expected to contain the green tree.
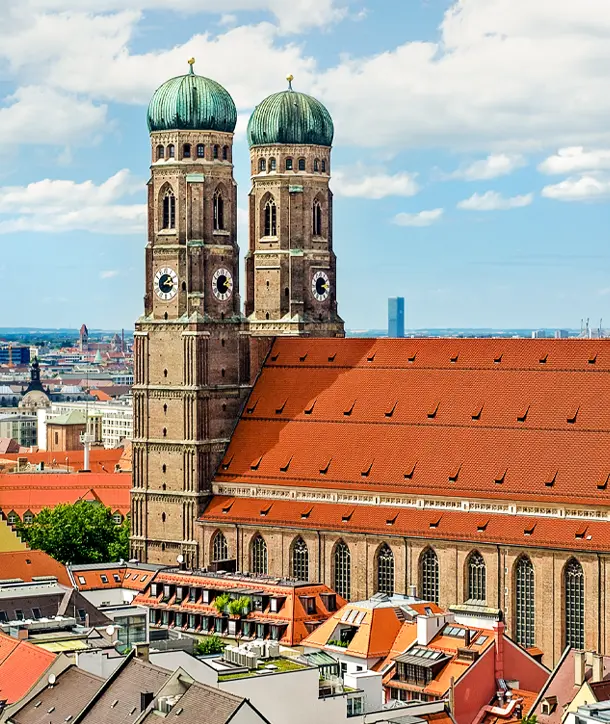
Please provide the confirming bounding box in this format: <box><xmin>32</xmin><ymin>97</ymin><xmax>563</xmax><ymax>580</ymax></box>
<box><xmin>521</xmin><ymin>716</ymin><xmax>537</xmax><ymax>724</ymax></box>
<box><xmin>17</xmin><ymin>502</ymin><xmax>129</xmax><ymax>564</ymax></box>
<box><xmin>196</xmin><ymin>635</ymin><xmax>225</xmax><ymax>656</ymax></box>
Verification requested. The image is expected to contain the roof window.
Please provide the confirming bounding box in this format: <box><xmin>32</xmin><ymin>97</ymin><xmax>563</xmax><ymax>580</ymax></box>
<box><xmin>597</xmin><ymin>473</ymin><xmax>610</xmax><ymax>490</ymax></box>
<box><xmin>385</xmin><ymin>402</ymin><xmax>397</xmax><ymax>418</ymax></box>
<box><xmin>539</xmin><ymin>353</ymin><xmax>548</xmax><ymax>364</ymax></box>
<box><xmin>222</xmin><ymin>501</ymin><xmax>234</xmax><ymax>514</ymax></box>
<box><xmin>386</xmin><ymin>514</ymin><xmax>398</xmax><ymax>526</ymax></box>
<box><xmin>270</xmin><ymin>353</ymin><xmax>280</xmax><ymax>362</ymax></box>
<box><xmin>301</xmin><ymin>508</ymin><xmax>312</xmax><ymax>519</ymax></box>
<box><xmin>589</xmin><ymin>353</ymin><xmax>597</xmax><ymax>364</ymax></box>
<box><xmin>567</xmin><ymin>406</ymin><xmax>579</xmax><ymax>424</ymax></box>
<box><xmin>524</xmin><ymin>524</ymin><xmax>536</xmax><ymax>536</ymax></box>
<box><xmin>493</xmin><ymin>354</ymin><xmax>503</xmax><ymax>364</ymax></box>
<box><xmin>246</xmin><ymin>400</ymin><xmax>258</xmax><ymax>414</ymax></box>
<box><xmin>113</xmin><ymin>574</ymin><xmax>121</xmax><ymax>583</ymax></box>
<box><xmin>344</xmin><ymin>400</ymin><xmax>356</xmax><ymax>416</ymax></box>
<box><xmin>100</xmin><ymin>574</ymin><xmax>109</xmax><ymax>584</ymax></box>
<box><xmin>304</xmin><ymin>400</ymin><xmax>316</xmax><ymax>415</ymax></box>
<box><xmin>78</xmin><ymin>576</ymin><xmax>86</xmax><ymax>585</ymax></box>
<box><xmin>328</xmin><ymin>353</ymin><xmax>336</xmax><ymax>362</ymax></box>
<box><xmin>342</xmin><ymin>510</ymin><xmax>354</xmax><ymax>523</ymax></box>
<box><xmin>280</xmin><ymin>456</ymin><xmax>292</xmax><ymax>472</ymax></box>
<box><xmin>260</xmin><ymin>505</ymin><xmax>272</xmax><ymax>517</ymax></box>
<box><xmin>429</xmin><ymin>517</ymin><xmax>441</xmax><ymax>529</ymax></box>
<box><xmin>221</xmin><ymin>455</ymin><xmax>233</xmax><ymax>470</ymax></box>
<box><xmin>544</xmin><ymin>470</ymin><xmax>558</xmax><ymax>487</ymax></box>
<box><xmin>450</xmin><ymin>354</ymin><xmax>459</xmax><ymax>363</ymax></box>
<box><xmin>275</xmin><ymin>399</ymin><xmax>287</xmax><ymax>414</ymax></box>
<box><xmin>251</xmin><ymin>456</ymin><xmax>263</xmax><ymax>471</ymax></box>
<box><xmin>575</xmin><ymin>526</ymin><xmax>588</xmax><ymax>540</ymax></box>
<box><xmin>361</xmin><ymin>461</ymin><xmax>373</xmax><ymax>478</ymax></box>
<box><xmin>517</xmin><ymin>405</ymin><xmax>529</xmax><ymax>422</ymax></box>
<box><xmin>471</xmin><ymin>404</ymin><xmax>483</xmax><ymax>421</ymax></box>
<box><xmin>448</xmin><ymin>465</ymin><xmax>461</xmax><ymax>483</ymax></box>
<box><xmin>320</xmin><ymin>459</ymin><xmax>332</xmax><ymax>475</ymax></box>
<box><xmin>404</xmin><ymin>462</ymin><xmax>416</xmax><ymax>479</ymax></box>
<box><xmin>299</xmin><ymin>353</ymin><xmax>308</xmax><ymax>362</ymax></box>
<box><xmin>477</xmin><ymin>520</ymin><xmax>489</xmax><ymax>532</ymax></box>
<box><xmin>427</xmin><ymin>402</ymin><xmax>440</xmax><ymax>419</ymax></box>
<box><xmin>408</xmin><ymin>353</ymin><xmax>416</xmax><ymax>363</ymax></box>
<box><xmin>494</xmin><ymin>468</ymin><xmax>507</xmax><ymax>485</ymax></box>
<box><xmin>367</xmin><ymin>353</ymin><xmax>376</xmax><ymax>362</ymax></box>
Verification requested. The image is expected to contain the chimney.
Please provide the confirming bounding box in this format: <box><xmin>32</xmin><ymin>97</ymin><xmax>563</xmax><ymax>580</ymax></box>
<box><xmin>408</xmin><ymin>584</ymin><xmax>417</xmax><ymax>598</ymax></box>
<box><xmin>493</xmin><ymin>621</ymin><xmax>505</xmax><ymax>682</ymax></box>
<box><xmin>464</xmin><ymin>628</ymin><xmax>472</xmax><ymax>647</ymax></box>
<box><xmin>574</xmin><ymin>650</ymin><xmax>586</xmax><ymax>686</ymax></box>
<box><xmin>134</xmin><ymin>642</ymin><xmax>150</xmax><ymax>663</ymax></box>
<box><xmin>592</xmin><ymin>653</ymin><xmax>604</xmax><ymax>684</ymax></box>
<box><xmin>140</xmin><ymin>692</ymin><xmax>154</xmax><ymax>712</ymax></box>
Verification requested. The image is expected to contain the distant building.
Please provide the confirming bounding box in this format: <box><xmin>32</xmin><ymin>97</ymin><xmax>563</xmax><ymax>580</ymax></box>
<box><xmin>38</xmin><ymin>400</ymin><xmax>133</xmax><ymax>450</ymax></box>
<box><xmin>0</xmin><ymin>413</ymin><xmax>37</xmax><ymax>447</ymax></box>
<box><xmin>18</xmin><ymin>358</ymin><xmax>50</xmax><ymax>411</ymax></box>
<box><xmin>46</xmin><ymin>409</ymin><xmax>87</xmax><ymax>452</ymax></box>
<box><xmin>388</xmin><ymin>298</ymin><xmax>405</xmax><ymax>338</ymax></box>
<box><xmin>532</xmin><ymin>329</ymin><xmax>546</xmax><ymax>339</ymax></box>
<box><xmin>555</xmin><ymin>330</ymin><xmax>569</xmax><ymax>339</ymax></box>
<box><xmin>80</xmin><ymin>323</ymin><xmax>89</xmax><ymax>352</ymax></box>
<box><xmin>0</xmin><ymin>345</ymin><xmax>30</xmax><ymax>366</ymax></box>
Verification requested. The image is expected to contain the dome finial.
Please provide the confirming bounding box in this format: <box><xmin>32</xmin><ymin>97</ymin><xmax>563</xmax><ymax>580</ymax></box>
<box><xmin>286</xmin><ymin>74</ymin><xmax>294</xmax><ymax>90</ymax></box>
<box><xmin>188</xmin><ymin>57</ymin><xmax>196</xmax><ymax>74</ymax></box>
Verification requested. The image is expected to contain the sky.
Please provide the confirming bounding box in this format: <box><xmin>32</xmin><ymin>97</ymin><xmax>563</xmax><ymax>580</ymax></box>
<box><xmin>1</xmin><ymin>0</ymin><xmax>610</xmax><ymax>331</ymax></box>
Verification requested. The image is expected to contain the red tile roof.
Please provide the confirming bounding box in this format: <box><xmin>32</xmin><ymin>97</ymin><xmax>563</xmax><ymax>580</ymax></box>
<box><xmin>0</xmin><ymin>632</ymin><xmax>56</xmax><ymax>703</ymax></box>
<box><xmin>0</xmin><ymin>549</ymin><xmax>71</xmax><ymax>586</ymax></box>
<box><xmin>0</xmin><ymin>448</ymin><xmax>123</xmax><ymax>473</ymax></box>
<box><xmin>212</xmin><ymin>338</ymin><xmax>610</xmax><ymax>507</ymax></box>
<box><xmin>201</xmin><ymin>496</ymin><xmax>610</xmax><ymax>552</ymax></box>
<box><xmin>72</xmin><ymin>565</ymin><xmax>155</xmax><ymax>592</ymax></box>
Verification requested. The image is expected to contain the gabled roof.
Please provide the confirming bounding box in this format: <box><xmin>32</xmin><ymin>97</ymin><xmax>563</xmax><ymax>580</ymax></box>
<box><xmin>0</xmin><ymin>631</ymin><xmax>57</xmax><ymax>704</ymax></box>
<box><xmin>70</xmin><ymin>562</ymin><xmax>163</xmax><ymax>592</ymax></box>
<box><xmin>0</xmin><ymin>549</ymin><xmax>71</xmax><ymax>587</ymax></box>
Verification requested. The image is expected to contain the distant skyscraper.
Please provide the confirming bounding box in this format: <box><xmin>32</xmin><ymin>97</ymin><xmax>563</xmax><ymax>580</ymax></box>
<box><xmin>388</xmin><ymin>297</ymin><xmax>405</xmax><ymax>338</ymax></box>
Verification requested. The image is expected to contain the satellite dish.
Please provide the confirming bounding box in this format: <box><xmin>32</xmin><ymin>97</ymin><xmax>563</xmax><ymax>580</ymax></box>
<box><xmin>48</xmin><ymin>673</ymin><xmax>56</xmax><ymax>686</ymax></box>
<box><xmin>177</xmin><ymin>554</ymin><xmax>184</xmax><ymax>564</ymax></box>
<box><xmin>105</xmin><ymin>625</ymin><xmax>115</xmax><ymax>637</ymax></box>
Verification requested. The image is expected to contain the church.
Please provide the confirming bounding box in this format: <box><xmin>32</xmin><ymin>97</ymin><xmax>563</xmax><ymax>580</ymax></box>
<box><xmin>131</xmin><ymin>60</ymin><xmax>610</xmax><ymax>667</ymax></box>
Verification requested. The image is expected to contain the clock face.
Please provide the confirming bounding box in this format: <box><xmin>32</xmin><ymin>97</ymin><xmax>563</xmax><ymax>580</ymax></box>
<box><xmin>212</xmin><ymin>268</ymin><xmax>233</xmax><ymax>301</ymax></box>
<box><xmin>154</xmin><ymin>267</ymin><xmax>178</xmax><ymax>301</ymax></box>
<box><xmin>311</xmin><ymin>271</ymin><xmax>330</xmax><ymax>302</ymax></box>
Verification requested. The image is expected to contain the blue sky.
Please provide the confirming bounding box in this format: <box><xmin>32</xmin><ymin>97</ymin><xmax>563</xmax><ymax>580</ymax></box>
<box><xmin>1</xmin><ymin>0</ymin><xmax>610</xmax><ymax>331</ymax></box>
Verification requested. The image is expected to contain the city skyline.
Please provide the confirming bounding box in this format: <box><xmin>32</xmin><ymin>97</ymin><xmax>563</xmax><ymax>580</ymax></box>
<box><xmin>1</xmin><ymin>0</ymin><xmax>610</xmax><ymax>330</ymax></box>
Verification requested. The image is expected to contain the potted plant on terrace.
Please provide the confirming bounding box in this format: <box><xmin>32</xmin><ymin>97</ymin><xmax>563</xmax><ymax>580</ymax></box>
<box><xmin>213</xmin><ymin>592</ymin><xmax>231</xmax><ymax>615</ymax></box>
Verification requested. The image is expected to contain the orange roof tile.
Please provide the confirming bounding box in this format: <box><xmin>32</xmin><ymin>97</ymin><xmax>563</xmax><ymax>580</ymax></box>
<box><xmin>212</xmin><ymin>337</ymin><xmax>610</xmax><ymax>507</ymax></box>
<box><xmin>72</xmin><ymin>565</ymin><xmax>154</xmax><ymax>592</ymax></box>
<box><xmin>0</xmin><ymin>631</ymin><xmax>56</xmax><ymax>703</ymax></box>
<box><xmin>0</xmin><ymin>448</ymin><xmax>123</xmax><ymax>473</ymax></box>
<box><xmin>0</xmin><ymin>549</ymin><xmax>71</xmax><ymax>586</ymax></box>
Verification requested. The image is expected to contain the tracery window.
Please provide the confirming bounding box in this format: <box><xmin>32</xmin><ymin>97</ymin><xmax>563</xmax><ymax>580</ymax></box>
<box><xmin>313</xmin><ymin>199</ymin><xmax>323</xmax><ymax>236</ymax></box>
<box><xmin>213</xmin><ymin>190</ymin><xmax>225</xmax><ymax>230</ymax></box>
<box><xmin>213</xmin><ymin>144</ymin><xmax>219</xmax><ymax>159</ymax></box>
<box><xmin>212</xmin><ymin>531</ymin><xmax>228</xmax><ymax>562</ymax></box>
<box><xmin>321</xmin><ymin>159</ymin><xmax>326</xmax><ymax>172</ymax></box>
<box><xmin>251</xmin><ymin>534</ymin><xmax>268</xmax><ymax>575</ymax></box>
<box><xmin>285</xmin><ymin>157</ymin><xmax>293</xmax><ymax>171</ymax></box>
<box><xmin>264</xmin><ymin>197</ymin><xmax>277</xmax><ymax>237</ymax></box>
<box><xmin>334</xmin><ymin>541</ymin><xmax>351</xmax><ymax>601</ymax></box>
<box><xmin>156</xmin><ymin>145</ymin><xmax>164</xmax><ymax>160</ymax></box>
<box><xmin>467</xmin><ymin>551</ymin><xmax>486</xmax><ymax>602</ymax></box>
<box><xmin>269</xmin><ymin>158</ymin><xmax>277</xmax><ymax>171</ymax></box>
<box><xmin>515</xmin><ymin>556</ymin><xmax>535</xmax><ymax>648</ymax></box>
<box><xmin>314</xmin><ymin>159</ymin><xmax>320</xmax><ymax>172</ymax></box>
<box><xmin>291</xmin><ymin>537</ymin><xmax>309</xmax><ymax>580</ymax></box>
<box><xmin>259</xmin><ymin>158</ymin><xmax>266</xmax><ymax>172</ymax></box>
<box><xmin>565</xmin><ymin>558</ymin><xmax>584</xmax><ymax>649</ymax></box>
<box><xmin>168</xmin><ymin>144</ymin><xmax>175</xmax><ymax>158</ymax></box>
<box><xmin>197</xmin><ymin>144</ymin><xmax>205</xmax><ymax>158</ymax></box>
<box><xmin>162</xmin><ymin>189</ymin><xmax>176</xmax><ymax>229</ymax></box>
<box><xmin>420</xmin><ymin>548</ymin><xmax>439</xmax><ymax>605</ymax></box>
<box><xmin>298</xmin><ymin>157</ymin><xmax>306</xmax><ymax>171</ymax></box>
<box><xmin>377</xmin><ymin>544</ymin><xmax>394</xmax><ymax>595</ymax></box>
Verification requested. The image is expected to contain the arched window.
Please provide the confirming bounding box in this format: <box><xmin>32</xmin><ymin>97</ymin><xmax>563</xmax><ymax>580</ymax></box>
<box><xmin>197</xmin><ymin>144</ymin><xmax>205</xmax><ymax>158</ymax></box>
<box><xmin>377</xmin><ymin>544</ymin><xmax>394</xmax><ymax>595</ymax></box>
<box><xmin>467</xmin><ymin>551</ymin><xmax>486</xmax><ymax>602</ymax></box>
<box><xmin>420</xmin><ymin>548</ymin><xmax>439</xmax><ymax>604</ymax></box>
<box><xmin>314</xmin><ymin>159</ymin><xmax>319</xmax><ymax>172</ymax></box>
<box><xmin>222</xmin><ymin>145</ymin><xmax>229</xmax><ymax>160</ymax></box>
<box><xmin>269</xmin><ymin>158</ymin><xmax>277</xmax><ymax>171</ymax></box>
<box><xmin>213</xmin><ymin>144</ymin><xmax>219</xmax><ymax>159</ymax></box>
<box><xmin>259</xmin><ymin>158</ymin><xmax>266</xmax><ymax>172</ymax></box>
<box><xmin>313</xmin><ymin>199</ymin><xmax>323</xmax><ymax>236</ymax></box>
<box><xmin>212</xmin><ymin>531</ymin><xmax>229</xmax><ymax>562</ymax></box>
<box><xmin>250</xmin><ymin>534</ymin><xmax>268</xmax><ymax>575</ymax></box>
<box><xmin>291</xmin><ymin>537</ymin><xmax>309</xmax><ymax>580</ymax></box>
<box><xmin>298</xmin><ymin>158</ymin><xmax>306</xmax><ymax>171</ymax></box>
<box><xmin>213</xmin><ymin>190</ymin><xmax>225</xmax><ymax>231</ymax></box>
<box><xmin>156</xmin><ymin>145</ymin><xmax>164</xmax><ymax>160</ymax></box>
<box><xmin>162</xmin><ymin>189</ymin><xmax>176</xmax><ymax>229</ymax></box>
<box><xmin>285</xmin><ymin>158</ymin><xmax>293</xmax><ymax>171</ymax></box>
<box><xmin>183</xmin><ymin>143</ymin><xmax>191</xmax><ymax>158</ymax></box>
<box><xmin>168</xmin><ymin>144</ymin><xmax>175</xmax><ymax>158</ymax></box>
<box><xmin>515</xmin><ymin>556</ymin><xmax>535</xmax><ymax>648</ymax></box>
<box><xmin>321</xmin><ymin>159</ymin><xmax>326</xmax><ymax>173</ymax></box>
<box><xmin>565</xmin><ymin>558</ymin><xmax>584</xmax><ymax>649</ymax></box>
<box><xmin>264</xmin><ymin>197</ymin><xmax>277</xmax><ymax>237</ymax></box>
<box><xmin>333</xmin><ymin>541</ymin><xmax>351</xmax><ymax>600</ymax></box>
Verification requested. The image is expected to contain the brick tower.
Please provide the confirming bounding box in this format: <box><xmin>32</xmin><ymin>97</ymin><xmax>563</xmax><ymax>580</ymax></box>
<box><xmin>245</xmin><ymin>76</ymin><xmax>344</xmax><ymax>337</ymax></box>
<box><xmin>131</xmin><ymin>60</ymin><xmax>250</xmax><ymax>568</ymax></box>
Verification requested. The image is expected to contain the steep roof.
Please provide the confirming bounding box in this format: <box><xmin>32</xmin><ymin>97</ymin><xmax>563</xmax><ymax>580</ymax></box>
<box><xmin>0</xmin><ymin>549</ymin><xmax>71</xmax><ymax>586</ymax></box>
<box><xmin>0</xmin><ymin>631</ymin><xmax>57</xmax><ymax>704</ymax></box>
<box><xmin>212</xmin><ymin>337</ymin><xmax>610</xmax><ymax>507</ymax></box>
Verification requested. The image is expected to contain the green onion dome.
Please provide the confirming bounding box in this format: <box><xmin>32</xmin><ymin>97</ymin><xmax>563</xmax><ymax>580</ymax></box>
<box><xmin>247</xmin><ymin>76</ymin><xmax>334</xmax><ymax>148</ymax></box>
<box><xmin>147</xmin><ymin>59</ymin><xmax>237</xmax><ymax>134</ymax></box>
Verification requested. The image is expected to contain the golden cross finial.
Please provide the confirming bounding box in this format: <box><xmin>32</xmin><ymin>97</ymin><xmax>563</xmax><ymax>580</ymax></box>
<box><xmin>188</xmin><ymin>57</ymin><xmax>196</xmax><ymax>74</ymax></box>
<box><xmin>287</xmin><ymin>74</ymin><xmax>294</xmax><ymax>90</ymax></box>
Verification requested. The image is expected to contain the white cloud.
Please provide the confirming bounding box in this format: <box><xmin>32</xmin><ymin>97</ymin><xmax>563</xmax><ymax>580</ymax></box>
<box><xmin>449</xmin><ymin>154</ymin><xmax>526</xmax><ymax>180</ymax></box>
<box><xmin>100</xmin><ymin>270</ymin><xmax>120</xmax><ymax>279</ymax></box>
<box><xmin>393</xmin><ymin>208</ymin><xmax>444</xmax><ymax>227</ymax></box>
<box><xmin>457</xmin><ymin>190</ymin><xmax>534</xmax><ymax>211</ymax></box>
<box><xmin>0</xmin><ymin>169</ymin><xmax>146</xmax><ymax>234</ymax></box>
<box><xmin>538</xmin><ymin>147</ymin><xmax>610</xmax><ymax>175</ymax></box>
<box><xmin>541</xmin><ymin>173</ymin><xmax>610</xmax><ymax>202</ymax></box>
<box><xmin>333</xmin><ymin>167</ymin><xmax>419</xmax><ymax>199</ymax></box>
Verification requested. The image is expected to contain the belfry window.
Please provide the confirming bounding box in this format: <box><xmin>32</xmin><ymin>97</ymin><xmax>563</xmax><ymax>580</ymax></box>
<box><xmin>250</xmin><ymin>534</ymin><xmax>268</xmax><ymax>575</ymax></box>
<box><xmin>259</xmin><ymin>158</ymin><xmax>266</xmax><ymax>172</ymax></box>
<box><xmin>212</xmin><ymin>531</ymin><xmax>228</xmax><ymax>562</ymax></box>
<box><xmin>168</xmin><ymin>144</ymin><xmax>175</xmax><ymax>158</ymax></box>
<box><xmin>269</xmin><ymin>158</ymin><xmax>277</xmax><ymax>171</ymax></box>
<box><xmin>313</xmin><ymin>199</ymin><xmax>323</xmax><ymax>236</ymax></box>
<box><xmin>377</xmin><ymin>544</ymin><xmax>394</xmax><ymax>595</ymax></box>
<box><xmin>420</xmin><ymin>548</ymin><xmax>439</xmax><ymax>605</ymax></box>
<box><xmin>314</xmin><ymin>159</ymin><xmax>319</xmax><ymax>172</ymax></box>
<box><xmin>515</xmin><ymin>556</ymin><xmax>535</xmax><ymax>648</ymax></box>
<box><xmin>183</xmin><ymin>144</ymin><xmax>191</xmax><ymax>158</ymax></box>
<box><xmin>321</xmin><ymin>159</ymin><xmax>326</xmax><ymax>172</ymax></box>
<box><xmin>333</xmin><ymin>541</ymin><xmax>351</xmax><ymax>601</ymax></box>
<box><xmin>565</xmin><ymin>558</ymin><xmax>585</xmax><ymax>649</ymax></box>
<box><xmin>162</xmin><ymin>190</ymin><xmax>176</xmax><ymax>230</ymax></box>
<box><xmin>291</xmin><ymin>537</ymin><xmax>309</xmax><ymax>580</ymax></box>
<box><xmin>222</xmin><ymin>145</ymin><xmax>229</xmax><ymax>160</ymax></box>
<box><xmin>197</xmin><ymin>144</ymin><xmax>205</xmax><ymax>158</ymax></box>
<box><xmin>156</xmin><ymin>145</ymin><xmax>164</xmax><ymax>160</ymax></box>
<box><xmin>213</xmin><ymin>145</ymin><xmax>219</xmax><ymax>159</ymax></box>
<box><xmin>298</xmin><ymin>158</ymin><xmax>306</xmax><ymax>171</ymax></box>
<box><xmin>264</xmin><ymin>198</ymin><xmax>277</xmax><ymax>237</ymax></box>
<box><xmin>213</xmin><ymin>190</ymin><xmax>225</xmax><ymax>231</ymax></box>
<box><xmin>467</xmin><ymin>551</ymin><xmax>486</xmax><ymax>602</ymax></box>
<box><xmin>285</xmin><ymin>158</ymin><xmax>293</xmax><ymax>171</ymax></box>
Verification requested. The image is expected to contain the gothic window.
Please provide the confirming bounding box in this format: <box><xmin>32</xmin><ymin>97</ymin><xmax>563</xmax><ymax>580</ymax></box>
<box><xmin>333</xmin><ymin>541</ymin><xmax>351</xmax><ymax>601</ymax></box>
<box><xmin>156</xmin><ymin>145</ymin><xmax>164</xmax><ymax>160</ymax></box>
<box><xmin>314</xmin><ymin>158</ymin><xmax>319</xmax><ymax>172</ymax></box>
<box><xmin>285</xmin><ymin>157</ymin><xmax>293</xmax><ymax>171</ymax></box>
<box><xmin>222</xmin><ymin>145</ymin><xmax>229</xmax><ymax>160</ymax></box>
<box><xmin>467</xmin><ymin>551</ymin><xmax>486</xmax><ymax>602</ymax></box>
<box><xmin>420</xmin><ymin>548</ymin><xmax>439</xmax><ymax>605</ymax></box>
<box><xmin>183</xmin><ymin>143</ymin><xmax>191</xmax><ymax>158</ymax></box>
<box><xmin>321</xmin><ymin>159</ymin><xmax>326</xmax><ymax>172</ymax></box>
<box><xmin>565</xmin><ymin>558</ymin><xmax>585</xmax><ymax>649</ymax></box>
<box><xmin>259</xmin><ymin>158</ymin><xmax>266</xmax><ymax>172</ymax></box>
<box><xmin>168</xmin><ymin>144</ymin><xmax>175</xmax><ymax>158</ymax></box>
<box><xmin>197</xmin><ymin>144</ymin><xmax>205</xmax><ymax>158</ymax></box>
<box><xmin>298</xmin><ymin>157</ymin><xmax>306</xmax><ymax>171</ymax></box>
<box><xmin>269</xmin><ymin>157</ymin><xmax>277</xmax><ymax>171</ymax></box>
<box><xmin>313</xmin><ymin>199</ymin><xmax>323</xmax><ymax>236</ymax></box>
<box><xmin>213</xmin><ymin>190</ymin><xmax>225</xmax><ymax>230</ymax></box>
<box><xmin>291</xmin><ymin>537</ymin><xmax>309</xmax><ymax>580</ymax></box>
<box><xmin>212</xmin><ymin>531</ymin><xmax>229</xmax><ymax>562</ymax></box>
<box><xmin>213</xmin><ymin>144</ymin><xmax>219</xmax><ymax>159</ymax></box>
<box><xmin>377</xmin><ymin>544</ymin><xmax>395</xmax><ymax>595</ymax></box>
<box><xmin>250</xmin><ymin>534</ymin><xmax>268</xmax><ymax>575</ymax></box>
<box><xmin>515</xmin><ymin>556</ymin><xmax>535</xmax><ymax>648</ymax></box>
<box><xmin>162</xmin><ymin>189</ymin><xmax>176</xmax><ymax>229</ymax></box>
<box><xmin>264</xmin><ymin>197</ymin><xmax>277</xmax><ymax>237</ymax></box>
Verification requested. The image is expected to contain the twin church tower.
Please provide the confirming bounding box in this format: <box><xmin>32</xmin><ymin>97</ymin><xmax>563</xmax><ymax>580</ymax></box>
<box><xmin>131</xmin><ymin>61</ymin><xmax>344</xmax><ymax>566</ymax></box>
